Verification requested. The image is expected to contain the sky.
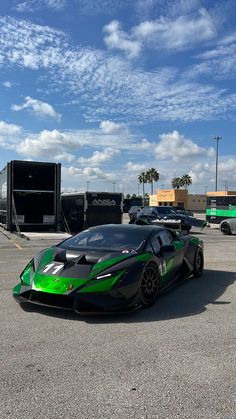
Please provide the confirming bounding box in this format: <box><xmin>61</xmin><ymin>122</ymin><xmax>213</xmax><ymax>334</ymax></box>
<box><xmin>0</xmin><ymin>0</ymin><xmax>236</xmax><ymax>195</ymax></box>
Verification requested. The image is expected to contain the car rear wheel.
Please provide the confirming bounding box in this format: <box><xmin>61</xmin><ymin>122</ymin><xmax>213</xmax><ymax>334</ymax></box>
<box><xmin>192</xmin><ymin>247</ymin><xmax>204</xmax><ymax>278</ymax></box>
<box><xmin>221</xmin><ymin>222</ymin><xmax>231</xmax><ymax>235</ymax></box>
<box><xmin>139</xmin><ymin>264</ymin><xmax>160</xmax><ymax>307</ymax></box>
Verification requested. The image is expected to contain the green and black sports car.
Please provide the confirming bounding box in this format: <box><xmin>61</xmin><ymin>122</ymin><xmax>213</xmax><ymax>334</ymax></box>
<box><xmin>13</xmin><ymin>224</ymin><xmax>204</xmax><ymax>313</ymax></box>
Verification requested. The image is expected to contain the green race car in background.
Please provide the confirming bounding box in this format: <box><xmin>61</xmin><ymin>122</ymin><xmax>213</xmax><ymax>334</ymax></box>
<box><xmin>13</xmin><ymin>224</ymin><xmax>204</xmax><ymax>313</ymax></box>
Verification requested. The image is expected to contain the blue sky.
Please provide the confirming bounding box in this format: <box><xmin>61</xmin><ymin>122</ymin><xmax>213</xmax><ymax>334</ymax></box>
<box><xmin>0</xmin><ymin>0</ymin><xmax>236</xmax><ymax>194</ymax></box>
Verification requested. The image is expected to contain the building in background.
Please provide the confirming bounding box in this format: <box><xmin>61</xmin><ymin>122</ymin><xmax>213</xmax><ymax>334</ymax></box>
<box><xmin>156</xmin><ymin>189</ymin><xmax>188</xmax><ymax>209</ymax></box>
<box><xmin>150</xmin><ymin>189</ymin><xmax>236</xmax><ymax>212</ymax></box>
<box><xmin>187</xmin><ymin>194</ymin><xmax>207</xmax><ymax>212</ymax></box>
<box><xmin>149</xmin><ymin>194</ymin><xmax>159</xmax><ymax>206</ymax></box>
<box><xmin>149</xmin><ymin>189</ymin><xmax>207</xmax><ymax>212</ymax></box>
<box><xmin>207</xmin><ymin>191</ymin><xmax>236</xmax><ymax>196</ymax></box>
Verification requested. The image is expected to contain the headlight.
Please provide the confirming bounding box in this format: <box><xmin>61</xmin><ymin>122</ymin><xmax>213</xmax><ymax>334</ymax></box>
<box><xmin>20</xmin><ymin>259</ymin><xmax>35</xmax><ymax>285</ymax></box>
<box><xmin>95</xmin><ymin>270</ymin><xmax>125</xmax><ymax>281</ymax></box>
<box><xmin>33</xmin><ymin>250</ymin><xmax>45</xmax><ymax>272</ymax></box>
<box><xmin>96</xmin><ymin>273</ymin><xmax>112</xmax><ymax>280</ymax></box>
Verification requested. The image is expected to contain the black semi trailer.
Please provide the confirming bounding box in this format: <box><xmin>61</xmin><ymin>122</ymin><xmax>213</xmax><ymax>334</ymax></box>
<box><xmin>123</xmin><ymin>197</ymin><xmax>143</xmax><ymax>213</ymax></box>
<box><xmin>0</xmin><ymin>160</ymin><xmax>61</xmax><ymax>232</ymax></box>
<box><xmin>206</xmin><ymin>195</ymin><xmax>236</xmax><ymax>224</ymax></box>
<box><xmin>61</xmin><ymin>192</ymin><xmax>123</xmax><ymax>233</ymax></box>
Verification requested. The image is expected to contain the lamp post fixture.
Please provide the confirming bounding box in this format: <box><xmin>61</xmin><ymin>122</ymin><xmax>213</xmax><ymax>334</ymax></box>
<box><xmin>213</xmin><ymin>136</ymin><xmax>222</xmax><ymax>192</ymax></box>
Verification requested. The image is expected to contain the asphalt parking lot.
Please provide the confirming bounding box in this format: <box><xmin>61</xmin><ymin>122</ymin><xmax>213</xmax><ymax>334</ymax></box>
<box><xmin>0</xmin><ymin>222</ymin><xmax>235</xmax><ymax>419</ymax></box>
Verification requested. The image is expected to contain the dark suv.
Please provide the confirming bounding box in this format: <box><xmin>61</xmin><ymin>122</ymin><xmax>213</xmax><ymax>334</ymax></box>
<box><xmin>128</xmin><ymin>206</ymin><xmax>143</xmax><ymax>222</ymax></box>
<box><xmin>136</xmin><ymin>206</ymin><xmax>176</xmax><ymax>220</ymax></box>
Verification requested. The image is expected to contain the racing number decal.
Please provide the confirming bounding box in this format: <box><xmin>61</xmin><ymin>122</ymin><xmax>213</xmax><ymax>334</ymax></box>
<box><xmin>42</xmin><ymin>262</ymin><xmax>64</xmax><ymax>275</ymax></box>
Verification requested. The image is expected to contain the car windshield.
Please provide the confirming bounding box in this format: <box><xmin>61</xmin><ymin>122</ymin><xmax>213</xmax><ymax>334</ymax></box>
<box><xmin>60</xmin><ymin>227</ymin><xmax>148</xmax><ymax>252</ymax></box>
<box><xmin>157</xmin><ymin>207</ymin><xmax>176</xmax><ymax>214</ymax></box>
<box><xmin>129</xmin><ymin>206</ymin><xmax>141</xmax><ymax>212</ymax></box>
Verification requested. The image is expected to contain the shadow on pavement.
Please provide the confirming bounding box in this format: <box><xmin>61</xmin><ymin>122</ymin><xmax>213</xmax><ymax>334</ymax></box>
<box><xmin>19</xmin><ymin>269</ymin><xmax>235</xmax><ymax>323</ymax></box>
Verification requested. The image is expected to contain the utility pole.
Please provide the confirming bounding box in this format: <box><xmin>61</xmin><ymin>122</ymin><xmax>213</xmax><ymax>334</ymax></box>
<box><xmin>213</xmin><ymin>136</ymin><xmax>222</xmax><ymax>192</ymax></box>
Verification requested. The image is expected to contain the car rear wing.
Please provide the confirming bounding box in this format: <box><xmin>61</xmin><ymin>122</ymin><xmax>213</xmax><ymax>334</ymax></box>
<box><xmin>134</xmin><ymin>217</ymin><xmax>187</xmax><ymax>232</ymax></box>
<box><xmin>151</xmin><ymin>218</ymin><xmax>188</xmax><ymax>232</ymax></box>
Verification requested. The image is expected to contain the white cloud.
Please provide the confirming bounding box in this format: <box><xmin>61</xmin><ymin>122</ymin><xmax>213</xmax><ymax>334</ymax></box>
<box><xmin>129</xmin><ymin>138</ymin><xmax>153</xmax><ymax>151</ymax></box>
<box><xmin>135</xmin><ymin>0</ymin><xmax>201</xmax><ymax>20</ymax></box>
<box><xmin>185</xmin><ymin>31</ymin><xmax>236</xmax><ymax>81</ymax></box>
<box><xmin>0</xmin><ymin>120</ymin><xmax>22</xmax><ymax>135</ymax></box>
<box><xmin>2</xmin><ymin>81</ymin><xmax>12</xmax><ymax>88</ymax></box>
<box><xmin>126</xmin><ymin>162</ymin><xmax>146</xmax><ymax>172</ymax></box>
<box><xmin>218</xmin><ymin>158</ymin><xmax>236</xmax><ymax>173</ymax></box>
<box><xmin>15</xmin><ymin>0</ymin><xmax>66</xmax><ymax>12</ymax></box>
<box><xmin>155</xmin><ymin>130</ymin><xmax>214</xmax><ymax>161</ymax></box>
<box><xmin>79</xmin><ymin>148</ymin><xmax>119</xmax><ymax>165</ymax></box>
<box><xmin>11</xmin><ymin>96</ymin><xmax>61</xmax><ymax>120</ymax></box>
<box><xmin>15</xmin><ymin>0</ymin><xmax>136</xmax><ymax>15</ymax></box>
<box><xmin>104</xmin><ymin>9</ymin><xmax>216</xmax><ymax>58</ymax></box>
<box><xmin>16</xmin><ymin>129</ymin><xmax>80</xmax><ymax>160</ymax></box>
<box><xmin>186</xmin><ymin>158</ymin><xmax>236</xmax><ymax>189</ymax></box>
<box><xmin>103</xmin><ymin>20</ymin><xmax>142</xmax><ymax>58</ymax></box>
<box><xmin>1</xmin><ymin>16</ymin><xmax>236</xmax><ymax>124</ymax></box>
<box><xmin>75</xmin><ymin>0</ymin><xmax>133</xmax><ymax>16</ymax></box>
<box><xmin>62</xmin><ymin>165</ymin><xmax>115</xmax><ymax>181</ymax></box>
<box><xmin>100</xmin><ymin>120</ymin><xmax>124</xmax><ymax>134</ymax></box>
<box><xmin>134</xmin><ymin>8</ymin><xmax>217</xmax><ymax>50</ymax></box>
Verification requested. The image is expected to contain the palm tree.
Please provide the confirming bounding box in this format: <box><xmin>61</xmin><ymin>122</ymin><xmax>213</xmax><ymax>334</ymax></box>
<box><xmin>138</xmin><ymin>172</ymin><xmax>148</xmax><ymax>204</ymax></box>
<box><xmin>146</xmin><ymin>168</ymin><xmax>160</xmax><ymax>194</ymax></box>
<box><xmin>181</xmin><ymin>174</ymin><xmax>192</xmax><ymax>189</ymax></box>
<box><xmin>171</xmin><ymin>177</ymin><xmax>181</xmax><ymax>189</ymax></box>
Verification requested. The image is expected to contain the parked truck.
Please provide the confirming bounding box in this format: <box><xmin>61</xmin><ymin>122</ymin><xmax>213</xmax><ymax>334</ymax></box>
<box><xmin>0</xmin><ymin>160</ymin><xmax>61</xmax><ymax>232</ymax></box>
<box><xmin>61</xmin><ymin>191</ymin><xmax>123</xmax><ymax>233</ymax></box>
<box><xmin>206</xmin><ymin>195</ymin><xmax>236</xmax><ymax>224</ymax></box>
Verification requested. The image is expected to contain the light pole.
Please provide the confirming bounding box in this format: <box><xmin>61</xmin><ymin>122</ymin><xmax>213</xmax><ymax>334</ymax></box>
<box><xmin>213</xmin><ymin>136</ymin><xmax>222</xmax><ymax>192</ymax></box>
<box><xmin>112</xmin><ymin>182</ymin><xmax>116</xmax><ymax>192</ymax></box>
<box><xmin>86</xmin><ymin>181</ymin><xmax>90</xmax><ymax>191</ymax></box>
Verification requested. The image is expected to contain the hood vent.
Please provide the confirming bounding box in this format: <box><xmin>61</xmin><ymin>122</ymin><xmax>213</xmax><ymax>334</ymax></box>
<box><xmin>54</xmin><ymin>250</ymin><xmax>100</xmax><ymax>266</ymax></box>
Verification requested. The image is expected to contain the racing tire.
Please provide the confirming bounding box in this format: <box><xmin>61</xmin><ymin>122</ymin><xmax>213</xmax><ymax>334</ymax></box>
<box><xmin>139</xmin><ymin>263</ymin><xmax>160</xmax><ymax>308</ymax></box>
<box><xmin>192</xmin><ymin>247</ymin><xmax>204</xmax><ymax>278</ymax></box>
<box><xmin>220</xmin><ymin>222</ymin><xmax>231</xmax><ymax>235</ymax></box>
<box><xmin>186</xmin><ymin>225</ymin><xmax>191</xmax><ymax>234</ymax></box>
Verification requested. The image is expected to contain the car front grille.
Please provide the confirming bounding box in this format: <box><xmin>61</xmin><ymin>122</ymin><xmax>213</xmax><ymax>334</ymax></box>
<box><xmin>30</xmin><ymin>291</ymin><xmax>74</xmax><ymax>309</ymax></box>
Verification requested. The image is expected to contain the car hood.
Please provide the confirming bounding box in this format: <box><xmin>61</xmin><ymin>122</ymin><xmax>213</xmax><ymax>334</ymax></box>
<box><xmin>24</xmin><ymin>246</ymin><xmax>145</xmax><ymax>294</ymax></box>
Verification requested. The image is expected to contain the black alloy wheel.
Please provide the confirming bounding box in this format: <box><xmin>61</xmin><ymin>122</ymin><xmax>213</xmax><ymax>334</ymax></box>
<box><xmin>192</xmin><ymin>247</ymin><xmax>204</xmax><ymax>278</ymax></box>
<box><xmin>140</xmin><ymin>264</ymin><xmax>160</xmax><ymax>307</ymax></box>
<box><xmin>221</xmin><ymin>222</ymin><xmax>231</xmax><ymax>235</ymax></box>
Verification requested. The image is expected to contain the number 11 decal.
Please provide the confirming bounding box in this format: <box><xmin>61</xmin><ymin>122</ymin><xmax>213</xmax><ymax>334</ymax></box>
<box><xmin>42</xmin><ymin>263</ymin><xmax>64</xmax><ymax>275</ymax></box>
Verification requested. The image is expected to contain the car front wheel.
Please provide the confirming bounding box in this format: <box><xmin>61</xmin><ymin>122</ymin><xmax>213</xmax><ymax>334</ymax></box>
<box><xmin>192</xmin><ymin>247</ymin><xmax>204</xmax><ymax>278</ymax></box>
<box><xmin>220</xmin><ymin>222</ymin><xmax>231</xmax><ymax>235</ymax></box>
<box><xmin>139</xmin><ymin>263</ymin><xmax>160</xmax><ymax>307</ymax></box>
